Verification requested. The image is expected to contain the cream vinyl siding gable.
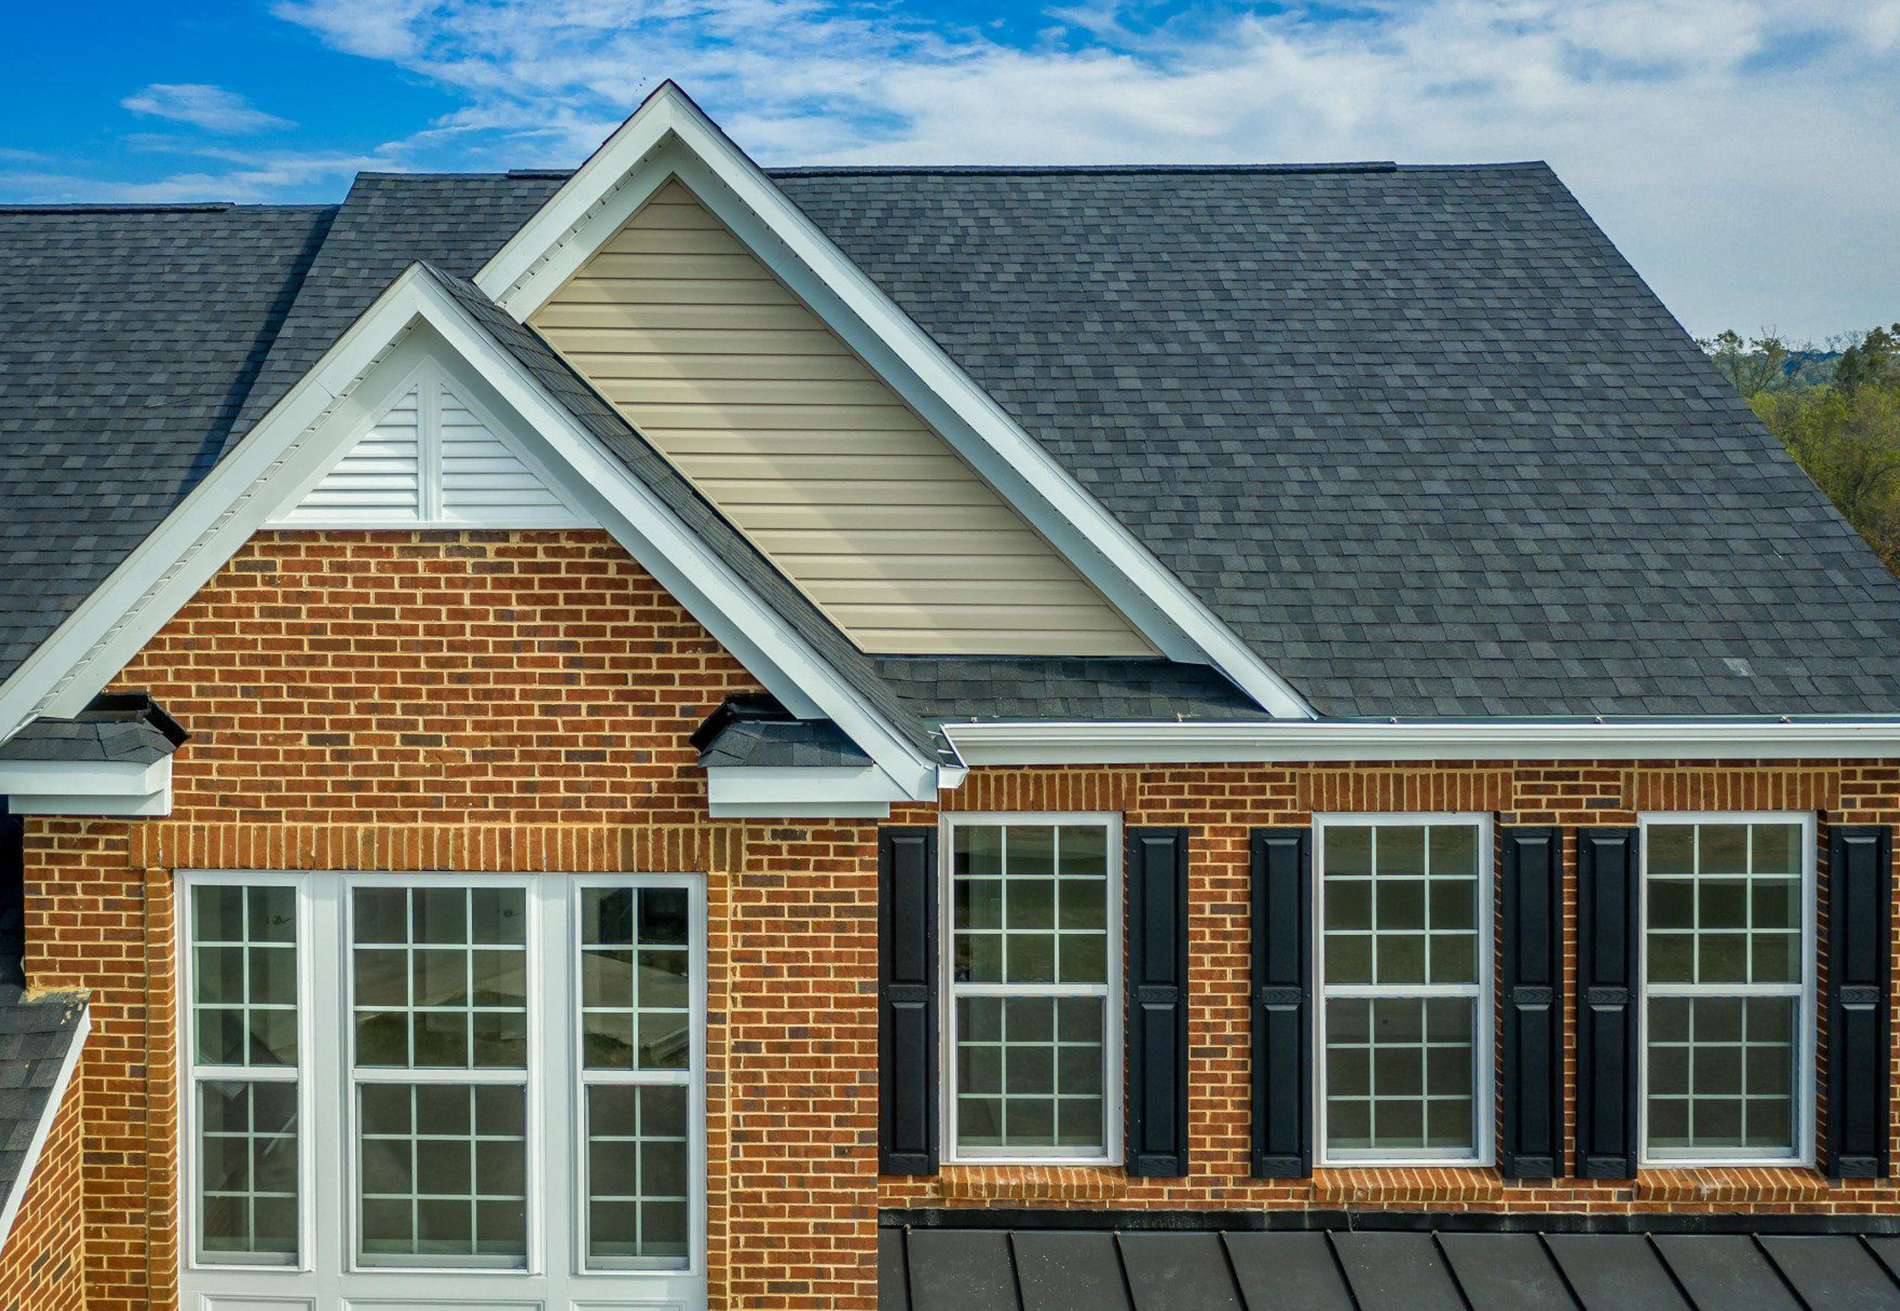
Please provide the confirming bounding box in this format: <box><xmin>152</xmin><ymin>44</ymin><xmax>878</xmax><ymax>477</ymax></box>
<box><xmin>530</xmin><ymin>177</ymin><xmax>1151</xmax><ymax>656</ymax></box>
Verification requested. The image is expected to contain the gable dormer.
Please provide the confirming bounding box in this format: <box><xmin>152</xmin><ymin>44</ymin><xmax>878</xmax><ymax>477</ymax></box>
<box><xmin>528</xmin><ymin>177</ymin><xmax>1150</xmax><ymax>657</ymax></box>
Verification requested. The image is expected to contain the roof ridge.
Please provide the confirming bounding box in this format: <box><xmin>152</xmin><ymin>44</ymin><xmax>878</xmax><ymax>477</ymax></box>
<box><xmin>0</xmin><ymin>202</ymin><xmax>335</xmax><ymax>214</ymax></box>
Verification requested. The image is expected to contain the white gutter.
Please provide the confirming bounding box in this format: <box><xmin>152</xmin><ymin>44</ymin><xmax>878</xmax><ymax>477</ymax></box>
<box><xmin>941</xmin><ymin>719</ymin><xmax>1900</xmax><ymax>766</ymax></box>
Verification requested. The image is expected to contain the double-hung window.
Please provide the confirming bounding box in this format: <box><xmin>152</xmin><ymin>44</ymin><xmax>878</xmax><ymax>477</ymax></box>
<box><xmin>1315</xmin><ymin>814</ymin><xmax>1493</xmax><ymax>1165</ymax></box>
<box><xmin>1640</xmin><ymin>815</ymin><xmax>1814</xmax><ymax>1164</ymax></box>
<box><xmin>181</xmin><ymin>871</ymin><xmax>706</xmax><ymax>1309</ymax></box>
<box><xmin>185</xmin><ymin>879</ymin><xmax>304</xmax><ymax>1264</ymax></box>
<box><xmin>943</xmin><ymin>815</ymin><xmax>1121</xmax><ymax>1163</ymax></box>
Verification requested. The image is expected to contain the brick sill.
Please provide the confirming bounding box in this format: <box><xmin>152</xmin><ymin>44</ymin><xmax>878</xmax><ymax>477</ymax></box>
<box><xmin>1311</xmin><ymin>1167</ymin><xmax>1507</xmax><ymax>1205</ymax></box>
<box><xmin>931</xmin><ymin>1165</ymin><xmax>1132</xmax><ymax>1202</ymax></box>
<box><xmin>1632</xmin><ymin>1167</ymin><xmax>1830</xmax><ymax>1204</ymax></box>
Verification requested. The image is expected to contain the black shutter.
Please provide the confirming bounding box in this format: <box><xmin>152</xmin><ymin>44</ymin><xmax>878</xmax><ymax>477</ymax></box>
<box><xmin>1499</xmin><ymin>826</ymin><xmax>1564</xmax><ymax>1178</ymax></box>
<box><xmin>1251</xmin><ymin>827</ymin><xmax>1312</xmax><ymax>1177</ymax></box>
<box><xmin>1575</xmin><ymin>828</ymin><xmax>1638</xmax><ymax>1179</ymax></box>
<box><xmin>879</xmin><ymin>826</ymin><xmax>938</xmax><ymax>1174</ymax></box>
<box><xmin>1126</xmin><ymin>827</ymin><xmax>1191</xmax><ymax>1177</ymax></box>
<box><xmin>1827</xmin><ymin>824</ymin><xmax>1892</xmax><ymax>1178</ymax></box>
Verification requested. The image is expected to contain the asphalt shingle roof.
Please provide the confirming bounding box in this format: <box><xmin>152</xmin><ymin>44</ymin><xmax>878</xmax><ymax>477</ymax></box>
<box><xmin>5</xmin><ymin>162</ymin><xmax>1900</xmax><ymax>720</ymax></box>
<box><xmin>0</xmin><ymin>987</ymin><xmax>84</xmax><ymax>1230</ymax></box>
<box><xmin>0</xmin><ymin>203</ymin><xmax>333</xmax><ymax>685</ymax></box>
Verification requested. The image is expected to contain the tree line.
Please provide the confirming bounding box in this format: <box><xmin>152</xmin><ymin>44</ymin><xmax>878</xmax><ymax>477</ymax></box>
<box><xmin>1702</xmin><ymin>324</ymin><xmax>1900</xmax><ymax>573</ymax></box>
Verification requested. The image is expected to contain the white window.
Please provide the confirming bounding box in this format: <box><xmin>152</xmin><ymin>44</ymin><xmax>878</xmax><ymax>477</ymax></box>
<box><xmin>1640</xmin><ymin>815</ymin><xmax>1815</xmax><ymax>1165</ymax></box>
<box><xmin>1314</xmin><ymin>814</ymin><xmax>1493</xmax><ymax>1165</ymax></box>
<box><xmin>942</xmin><ymin>814</ymin><xmax>1122</xmax><ymax>1164</ymax></box>
<box><xmin>180</xmin><ymin>871</ymin><xmax>707</xmax><ymax>1310</ymax></box>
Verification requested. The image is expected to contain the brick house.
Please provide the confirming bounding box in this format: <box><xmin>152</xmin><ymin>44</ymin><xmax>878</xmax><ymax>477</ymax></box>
<box><xmin>3</xmin><ymin>79</ymin><xmax>1900</xmax><ymax>1309</ymax></box>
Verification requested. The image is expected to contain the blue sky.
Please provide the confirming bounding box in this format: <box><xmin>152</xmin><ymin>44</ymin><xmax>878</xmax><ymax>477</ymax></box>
<box><xmin>3</xmin><ymin>0</ymin><xmax>1896</xmax><ymax>341</ymax></box>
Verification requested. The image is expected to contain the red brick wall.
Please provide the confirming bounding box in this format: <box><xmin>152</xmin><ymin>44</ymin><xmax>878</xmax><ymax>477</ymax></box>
<box><xmin>881</xmin><ymin>766</ymin><xmax>1900</xmax><ymax>1217</ymax></box>
<box><xmin>0</xmin><ymin>1062</ymin><xmax>89</xmax><ymax>1311</ymax></box>
<box><xmin>15</xmin><ymin>529</ymin><xmax>1900</xmax><ymax>1311</ymax></box>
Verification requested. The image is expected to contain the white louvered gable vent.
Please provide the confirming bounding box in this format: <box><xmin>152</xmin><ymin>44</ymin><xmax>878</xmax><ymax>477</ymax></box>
<box><xmin>272</xmin><ymin>362</ymin><xmax>589</xmax><ymax>528</ymax></box>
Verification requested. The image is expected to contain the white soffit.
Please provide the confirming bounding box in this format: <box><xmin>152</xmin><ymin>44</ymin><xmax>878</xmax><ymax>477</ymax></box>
<box><xmin>0</xmin><ymin>267</ymin><xmax>938</xmax><ymax>800</ymax></box>
<box><xmin>475</xmin><ymin>81</ymin><xmax>1313</xmax><ymax>720</ymax></box>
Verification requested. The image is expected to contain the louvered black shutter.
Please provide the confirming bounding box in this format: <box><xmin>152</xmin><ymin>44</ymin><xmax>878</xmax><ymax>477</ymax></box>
<box><xmin>1126</xmin><ymin>827</ymin><xmax>1190</xmax><ymax>1177</ymax></box>
<box><xmin>1575</xmin><ymin>828</ymin><xmax>1638</xmax><ymax>1179</ymax></box>
<box><xmin>1251</xmin><ymin>827</ymin><xmax>1312</xmax><ymax>1177</ymax></box>
<box><xmin>1828</xmin><ymin>824</ymin><xmax>1892</xmax><ymax>1178</ymax></box>
<box><xmin>879</xmin><ymin>826</ymin><xmax>938</xmax><ymax>1174</ymax></box>
<box><xmin>1499</xmin><ymin>826</ymin><xmax>1563</xmax><ymax>1178</ymax></box>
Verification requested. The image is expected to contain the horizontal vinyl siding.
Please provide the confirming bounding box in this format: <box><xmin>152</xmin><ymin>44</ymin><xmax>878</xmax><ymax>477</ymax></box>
<box><xmin>531</xmin><ymin>177</ymin><xmax>1150</xmax><ymax>657</ymax></box>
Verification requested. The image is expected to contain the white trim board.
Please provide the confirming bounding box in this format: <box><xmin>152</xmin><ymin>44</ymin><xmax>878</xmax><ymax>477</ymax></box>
<box><xmin>475</xmin><ymin>81</ymin><xmax>1310</xmax><ymax>720</ymax></box>
<box><xmin>0</xmin><ymin>757</ymin><xmax>173</xmax><ymax>816</ymax></box>
<box><xmin>0</xmin><ymin>266</ymin><xmax>938</xmax><ymax>802</ymax></box>
<box><xmin>939</xmin><ymin>718</ymin><xmax>1900</xmax><ymax>765</ymax></box>
<box><xmin>0</xmin><ymin>1000</ymin><xmax>89</xmax><ymax>1260</ymax></box>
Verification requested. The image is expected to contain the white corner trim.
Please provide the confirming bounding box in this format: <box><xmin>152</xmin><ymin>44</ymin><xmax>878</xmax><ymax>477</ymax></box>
<box><xmin>0</xmin><ymin>1001</ymin><xmax>89</xmax><ymax>1260</ymax></box>
<box><xmin>0</xmin><ymin>758</ymin><xmax>173</xmax><ymax>816</ymax></box>
<box><xmin>474</xmin><ymin>82</ymin><xmax>1311</xmax><ymax>720</ymax></box>
<box><xmin>940</xmin><ymin>718</ymin><xmax>1900</xmax><ymax>765</ymax></box>
<box><xmin>705</xmin><ymin>763</ymin><xmax>910</xmax><ymax>818</ymax></box>
<box><xmin>0</xmin><ymin>266</ymin><xmax>938</xmax><ymax>802</ymax></box>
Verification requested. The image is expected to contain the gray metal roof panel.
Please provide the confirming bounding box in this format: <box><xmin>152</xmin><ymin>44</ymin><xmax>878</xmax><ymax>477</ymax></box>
<box><xmin>1119</xmin><ymin>1231</ymin><xmax>1243</xmax><ymax>1311</ymax></box>
<box><xmin>1438</xmin><ymin>1232</ymin><xmax>1576</xmax><ymax>1311</ymax></box>
<box><xmin>904</xmin><ymin>1229</ymin><xmax>1018</xmax><ymax>1311</ymax></box>
<box><xmin>1013</xmin><ymin>1231</ymin><xmax>1133</xmax><ymax>1311</ymax></box>
<box><xmin>1758</xmin><ymin>1236</ymin><xmax>1900</xmax><ymax>1311</ymax></box>
<box><xmin>1222</xmin><ymin>1232</ymin><xmax>1354</xmax><ymax>1311</ymax></box>
<box><xmin>1650</xmin><ymin>1234</ymin><xmax>1803</xmax><ymax>1311</ymax></box>
<box><xmin>1544</xmin><ymin>1234</ymin><xmax>1689</xmax><ymax>1311</ymax></box>
<box><xmin>1331</xmin><ymin>1231</ymin><xmax>1466</xmax><ymax>1311</ymax></box>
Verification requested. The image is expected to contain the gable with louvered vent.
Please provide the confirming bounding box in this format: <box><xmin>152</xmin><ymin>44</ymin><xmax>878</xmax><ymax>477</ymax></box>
<box><xmin>271</xmin><ymin>360</ymin><xmax>589</xmax><ymax>528</ymax></box>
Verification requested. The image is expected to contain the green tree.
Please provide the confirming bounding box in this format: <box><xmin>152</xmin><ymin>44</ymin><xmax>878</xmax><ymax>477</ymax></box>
<box><xmin>1729</xmin><ymin>324</ymin><xmax>1900</xmax><ymax>575</ymax></box>
<box><xmin>1836</xmin><ymin>324</ymin><xmax>1900</xmax><ymax>395</ymax></box>
<box><xmin>1699</xmin><ymin>328</ymin><xmax>1790</xmax><ymax>398</ymax></box>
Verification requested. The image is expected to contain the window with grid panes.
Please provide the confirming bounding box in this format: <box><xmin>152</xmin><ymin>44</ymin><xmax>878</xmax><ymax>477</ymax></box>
<box><xmin>186</xmin><ymin>882</ymin><xmax>301</xmax><ymax>1264</ymax></box>
<box><xmin>181</xmin><ymin>872</ymin><xmax>705</xmax><ymax>1308</ymax></box>
<box><xmin>350</xmin><ymin>884</ymin><xmax>531</xmax><ymax>1264</ymax></box>
<box><xmin>1642</xmin><ymin>817</ymin><xmax>1812</xmax><ymax>1162</ymax></box>
<box><xmin>946</xmin><ymin>817</ymin><xmax>1119</xmax><ymax>1162</ymax></box>
<box><xmin>579</xmin><ymin>885</ymin><xmax>693</xmax><ymax>1266</ymax></box>
<box><xmin>1316</xmin><ymin>816</ymin><xmax>1491</xmax><ymax>1163</ymax></box>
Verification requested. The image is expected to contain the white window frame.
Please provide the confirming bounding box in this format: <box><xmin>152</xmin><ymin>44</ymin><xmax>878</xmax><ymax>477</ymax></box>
<box><xmin>1637</xmin><ymin>812</ymin><xmax>1817</xmax><ymax>1169</ymax></box>
<box><xmin>179</xmin><ymin>872</ymin><xmax>314</xmax><ymax>1270</ymax></box>
<box><xmin>177</xmin><ymin>869</ymin><xmax>709</xmax><ymax>1311</ymax></box>
<box><xmin>939</xmin><ymin>812</ymin><xmax>1124</xmax><ymax>1167</ymax></box>
<box><xmin>1312</xmin><ymin>812</ymin><xmax>1496</xmax><ymax>1168</ymax></box>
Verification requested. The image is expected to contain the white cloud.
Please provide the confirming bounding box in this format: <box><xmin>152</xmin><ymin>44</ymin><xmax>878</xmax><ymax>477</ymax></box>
<box><xmin>121</xmin><ymin>83</ymin><xmax>295</xmax><ymax>134</ymax></box>
<box><xmin>250</xmin><ymin>0</ymin><xmax>1894</xmax><ymax>338</ymax></box>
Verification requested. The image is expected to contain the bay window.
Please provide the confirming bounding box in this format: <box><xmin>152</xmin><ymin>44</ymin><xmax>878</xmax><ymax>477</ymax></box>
<box><xmin>943</xmin><ymin>815</ymin><xmax>1121</xmax><ymax>1163</ymax></box>
<box><xmin>1640</xmin><ymin>815</ymin><xmax>1814</xmax><ymax>1164</ymax></box>
<box><xmin>1315</xmin><ymin>814</ymin><xmax>1493</xmax><ymax>1164</ymax></box>
<box><xmin>181</xmin><ymin>871</ymin><xmax>706</xmax><ymax>1309</ymax></box>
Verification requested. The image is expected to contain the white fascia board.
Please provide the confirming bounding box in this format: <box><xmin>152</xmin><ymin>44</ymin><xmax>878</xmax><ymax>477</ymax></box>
<box><xmin>941</xmin><ymin>718</ymin><xmax>1900</xmax><ymax>766</ymax></box>
<box><xmin>475</xmin><ymin>84</ymin><xmax>1312</xmax><ymax>721</ymax></box>
<box><xmin>0</xmin><ymin>268</ymin><xmax>938</xmax><ymax>802</ymax></box>
<box><xmin>0</xmin><ymin>1002</ymin><xmax>88</xmax><ymax>1260</ymax></box>
<box><xmin>0</xmin><ymin>758</ymin><xmax>172</xmax><ymax>816</ymax></box>
<box><xmin>706</xmin><ymin>762</ymin><xmax>910</xmax><ymax>818</ymax></box>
